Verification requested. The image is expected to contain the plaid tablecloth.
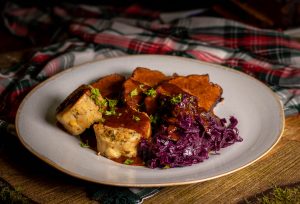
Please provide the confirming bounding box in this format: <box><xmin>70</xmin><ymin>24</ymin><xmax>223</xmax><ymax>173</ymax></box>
<box><xmin>1</xmin><ymin>2</ymin><xmax>300</xmax><ymax>203</ymax></box>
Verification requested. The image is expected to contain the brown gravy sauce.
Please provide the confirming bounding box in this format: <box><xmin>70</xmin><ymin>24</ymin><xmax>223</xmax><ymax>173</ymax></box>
<box><xmin>79</xmin><ymin>128</ymin><xmax>97</xmax><ymax>151</ymax></box>
<box><xmin>103</xmin><ymin>107</ymin><xmax>149</xmax><ymax>137</ymax></box>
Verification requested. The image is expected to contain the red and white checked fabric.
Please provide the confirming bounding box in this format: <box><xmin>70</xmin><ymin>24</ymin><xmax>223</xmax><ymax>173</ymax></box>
<box><xmin>1</xmin><ymin>2</ymin><xmax>300</xmax><ymax>129</ymax></box>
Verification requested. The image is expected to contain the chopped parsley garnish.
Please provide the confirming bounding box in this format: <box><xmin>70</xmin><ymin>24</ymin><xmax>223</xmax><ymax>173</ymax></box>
<box><xmin>89</xmin><ymin>86</ymin><xmax>107</xmax><ymax>112</ymax></box>
<box><xmin>144</xmin><ymin>88</ymin><xmax>157</xmax><ymax>97</ymax></box>
<box><xmin>163</xmin><ymin>165</ymin><xmax>170</xmax><ymax>169</ymax></box>
<box><xmin>132</xmin><ymin>115</ymin><xmax>141</xmax><ymax>122</ymax></box>
<box><xmin>124</xmin><ymin>159</ymin><xmax>134</xmax><ymax>165</ymax></box>
<box><xmin>91</xmin><ymin>87</ymin><xmax>100</xmax><ymax>96</ymax></box>
<box><xmin>80</xmin><ymin>141</ymin><xmax>89</xmax><ymax>148</ymax></box>
<box><xmin>170</xmin><ymin>93</ymin><xmax>182</xmax><ymax>104</ymax></box>
<box><xmin>130</xmin><ymin>88</ymin><xmax>138</xmax><ymax>97</ymax></box>
<box><xmin>105</xmin><ymin>110</ymin><xmax>116</xmax><ymax>116</ymax></box>
<box><xmin>102</xmin><ymin>99</ymin><xmax>118</xmax><ymax>116</ymax></box>
<box><xmin>89</xmin><ymin>86</ymin><xmax>101</xmax><ymax>102</ymax></box>
<box><xmin>107</xmin><ymin>99</ymin><xmax>118</xmax><ymax>108</ymax></box>
<box><xmin>100</xmin><ymin>99</ymin><xmax>107</xmax><ymax>107</ymax></box>
<box><xmin>150</xmin><ymin>114</ymin><xmax>159</xmax><ymax>124</ymax></box>
<box><xmin>97</xmin><ymin>99</ymin><xmax>108</xmax><ymax>112</ymax></box>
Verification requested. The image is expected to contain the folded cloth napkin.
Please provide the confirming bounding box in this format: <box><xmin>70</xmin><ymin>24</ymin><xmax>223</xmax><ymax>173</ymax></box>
<box><xmin>1</xmin><ymin>2</ymin><xmax>300</xmax><ymax>203</ymax></box>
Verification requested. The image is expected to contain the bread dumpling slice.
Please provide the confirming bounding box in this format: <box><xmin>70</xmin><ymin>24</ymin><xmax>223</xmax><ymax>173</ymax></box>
<box><xmin>56</xmin><ymin>85</ymin><xmax>104</xmax><ymax>135</ymax></box>
<box><xmin>94</xmin><ymin>106</ymin><xmax>151</xmax><ymax>159</ymax></box>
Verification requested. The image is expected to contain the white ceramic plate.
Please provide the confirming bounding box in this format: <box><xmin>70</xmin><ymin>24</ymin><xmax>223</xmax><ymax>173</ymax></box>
<box><xmin>16</xmin><ymin>55</ymin><xmax>284</xmax><ymax>187</ymax></box>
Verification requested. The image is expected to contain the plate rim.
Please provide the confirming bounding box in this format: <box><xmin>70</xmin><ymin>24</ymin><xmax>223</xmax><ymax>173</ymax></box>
<box><xmin>15</xmin><ymin>54</ymin><xmax>285</xmax><ymax>187</ymax></box>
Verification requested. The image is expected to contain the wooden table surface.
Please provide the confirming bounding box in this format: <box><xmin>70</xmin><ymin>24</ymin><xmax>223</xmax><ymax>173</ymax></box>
<box><xmin>0</xmin><ymin>30</ymin><xmax>299</xmax><ymax>203</ymax></box>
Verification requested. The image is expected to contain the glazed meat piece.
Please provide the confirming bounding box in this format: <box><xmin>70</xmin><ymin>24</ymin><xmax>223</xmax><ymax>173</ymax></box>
<box><xmin>91</xmin><ymin>74</ymin><xmax>125</xmax><ymax>98</ymax></box>
<box><xmin>144</xmin><ymin>82</ymin><xmax>185</xmax><ymax>115</ymax></box>
<box><xmin>123</xmin><ymin>78</ymin><xmax>150</xmax><ymax>110</ymax></box>
<box><xmin>156</xmin><ymin>82</ymin><xmax>185</xmax><ymax>96</ymax></box>
<box><xmin>124</xmin><ymin>67</ymin><xmax>170</xmax><ymax>111</ymax></box>
<box><xmin>132</xmin><ymin>67</ymin><xmax>169</xmax><ymax>87</ymax></box>
<box><xmin>168</xmin><ymin>75</ymin><xmax>223</xmax><ymax>111</ymax></box>
<box><xmin>56</xmin><ymin>85</ymin><xmax>103</xmax><ymax>135</ymax></box>
<box><xmin>94</xmin><ymin>106</ymin><xmax>151</xmax><ymax>159</ymax></box>
<box><xmin>144</xmin><ymin>74</ymin><xmax>223</xmax><ymax>114</ymax></box>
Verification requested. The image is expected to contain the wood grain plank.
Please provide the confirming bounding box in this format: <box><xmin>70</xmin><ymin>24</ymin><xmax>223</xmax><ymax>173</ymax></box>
<box><xmin>0</xmin><ymin>136</ymin><xmax>96</xmax><ymax>204</ymax></box>
<box><xmin>283</xmin><ymin>116</ymin><xmax>300</xmax><ymax>141</ymax></box>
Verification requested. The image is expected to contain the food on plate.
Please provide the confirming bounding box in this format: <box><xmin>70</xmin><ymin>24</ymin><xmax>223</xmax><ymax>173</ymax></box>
<box><xmin>56</xmin><ymin>85</ymin><xmax>104</xmax><ymax>135</ymax></box>
<box><xmin>123</xmin><ymin>78</ymin><xmax>149</xmax><ymax>110</ymax></box>
<box><xmin>168</xmin><ymin>75</ymin><xmax>223</xmax><ymax>111</ymax></box>
<box><xmin>94</xmin><ymin>106</ymin><xmax>151</xmax><ymax>159</ymax></box>
<box><xmin>91</xmin><ymin>74</ymin><xmax>125</xmax><ymax>98</ymax></box>
<box><xmin>56</xmin><ymin>67</ymin><xmax>242</xmax><ymax>168</ymax></box>
<box><xmin>123</xmin><ymin>67</ymin><xmax>169</xmax><ymax>111</ymax></box>
<box><xmin>131</xmin><ymin>67</ymin><xmax>169</xmax><ymax>87</ymax></box>
<box><xmin>139</xmin><ymin>93</ymin><xmax>240</xmax><ymax>168</ymax></box>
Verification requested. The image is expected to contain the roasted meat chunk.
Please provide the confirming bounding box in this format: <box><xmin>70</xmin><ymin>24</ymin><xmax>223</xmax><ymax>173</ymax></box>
<box><xmin>168</xmin><ymin>75</ymin><xmax>223</xmax><ymax>111</ymax></box>
<box><xmin>123</xmin><ymin>78</ymin><xmax>149</xmax><ymax>110</ymax></box>
<box><xmin>144</xmin><ymin>82</ymin><xmax>185</xmax><ymax>115</ymax></box>
<box><xmin>132</xmin><ymin>67</ymin><xmax>168</xmax><ymax>87</ymax></box>
<box><xmin>124</xmin><ymin>67</ymin><xmax>170</xmax><ymax>111</ymax></box>
<box><xmin>91</xmin><ymin>74</ymin><xmax>125</xmax><ymax>98</ymax></box>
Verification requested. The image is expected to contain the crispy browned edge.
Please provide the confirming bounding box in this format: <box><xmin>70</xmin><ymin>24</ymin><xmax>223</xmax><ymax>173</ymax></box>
<box><xmin>56</xmin><ymin>85</ymin><xmax>90</xmax><ymax>114</ymax></box>
<box><xmin>132</xmin><ymin>67</ymin><xmax>169</xmax><ymax>87</ymax></box>
<box><xmin>91</xmin><ymin>74</ymin><xmax>125</xmax><ymax>98</ymax></box>
<box><xmin>168</xmin><ymin>74</ymin><xmax>223</xmax><ymax>111</ymax></box>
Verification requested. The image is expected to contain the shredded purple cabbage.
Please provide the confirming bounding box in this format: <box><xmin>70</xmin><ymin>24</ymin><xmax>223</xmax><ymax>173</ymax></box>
<box><xmin>139</xmin><ymin>94</ymin><xmax>242</xmax><ymax>168</ymax></box>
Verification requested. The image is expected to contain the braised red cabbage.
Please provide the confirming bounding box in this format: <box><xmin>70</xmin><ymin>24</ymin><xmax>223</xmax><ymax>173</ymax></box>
<box><xmin>139</xmin><ymin>94</ymin><xmax>242</xmax><ymax>168</ymax></box>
